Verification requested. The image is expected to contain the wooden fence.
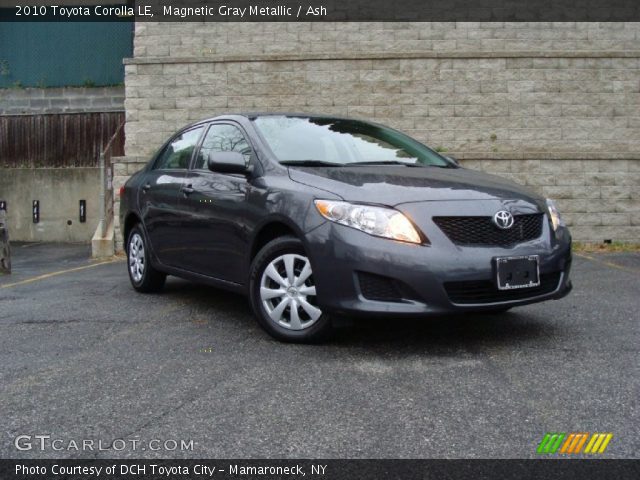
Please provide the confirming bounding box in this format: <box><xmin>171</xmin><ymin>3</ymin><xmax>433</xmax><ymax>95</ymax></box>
<box><xmin>0</xmin><ymin>112</ymin><xmax>125</xmax><ymax>168</ymax></box>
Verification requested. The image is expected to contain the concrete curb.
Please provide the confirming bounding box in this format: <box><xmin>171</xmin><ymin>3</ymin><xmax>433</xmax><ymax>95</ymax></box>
<box><xmin>91</xmin><ymin>218</ymin><xmax>115</xmax><ymax>259</ymax></box>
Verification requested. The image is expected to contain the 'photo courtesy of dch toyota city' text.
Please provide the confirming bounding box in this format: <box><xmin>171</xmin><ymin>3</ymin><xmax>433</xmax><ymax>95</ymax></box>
<box><xmin>1</xmin><ymin>2</ymin><xmax>638</xmax><ymax>478</ymax></box>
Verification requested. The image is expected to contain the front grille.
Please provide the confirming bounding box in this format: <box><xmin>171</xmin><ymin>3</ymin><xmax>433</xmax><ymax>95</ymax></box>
<box><xmin>444</xmin><ymin>272</ymin><xmax>561</xmax><ymax>305</ymax></box>
<box><xmin>433</xmin><ymin>214</ymin><xmax>543</xmax><ymax>246</ymax></box>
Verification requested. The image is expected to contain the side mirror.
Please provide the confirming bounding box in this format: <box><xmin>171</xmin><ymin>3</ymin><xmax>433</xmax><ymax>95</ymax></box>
<box><xmin>445</xmin><ymin>155</ymin><xmax>460</xmax><ymax>166</ymax></box>
<box><xmin>207</xmin><ymin>151</ymin><xmax>248</xmax><ymax>174</ymax></box>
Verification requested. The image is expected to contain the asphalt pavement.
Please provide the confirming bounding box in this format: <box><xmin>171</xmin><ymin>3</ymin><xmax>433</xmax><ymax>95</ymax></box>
<box><xmin>0</xmin><ymin>242</ymin><xmax>638</xmax><ymax>459</ymax></box>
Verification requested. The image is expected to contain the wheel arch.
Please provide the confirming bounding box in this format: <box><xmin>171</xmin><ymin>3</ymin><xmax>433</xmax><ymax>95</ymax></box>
<box><xmin>248</xmin><ymin>216</ymin><xmax>308</xmax><ymax>265</ymax></box>
<box><xmin>123</xmin><ymin>212</ymin><xmax>142</xmax><ymax>251</ymax></box>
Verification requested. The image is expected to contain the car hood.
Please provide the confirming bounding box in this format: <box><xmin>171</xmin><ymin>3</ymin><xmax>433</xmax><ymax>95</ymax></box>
<box><xmin>287</xmin><ymin>165</ymin><xmax>545</xmax><ymax>206</ymax></box>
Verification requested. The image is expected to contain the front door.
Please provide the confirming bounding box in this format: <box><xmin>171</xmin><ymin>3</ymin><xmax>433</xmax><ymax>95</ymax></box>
<box><xmin>178</xmin><ymin>123</ymin><xmax>254</xmax><ymax>283</ymax></box>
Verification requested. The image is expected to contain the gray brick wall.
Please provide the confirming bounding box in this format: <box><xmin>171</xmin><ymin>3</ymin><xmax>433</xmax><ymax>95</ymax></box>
<box><xmin>120</xmin><ymin>22</ymin><xmax>640</xmax><ymax>244</ymax></box>
<box><xmin>124</xmin><ymin>54</ymin><xmax>640</xmax><ymax>156</ymax></box>
<box><xmin>458</xmin><ymin>153</ymin><xmax>640</xmax><ymax>243</ymax></box>
<box><xmin>0</xmin><ymin>86</ymin><xmax>124</xmax><ymax>115</ymax></box>
<box><xmin>133</xmin><ymin>22</ymin><xmax>640</xmax><ymax>58</ymax></box>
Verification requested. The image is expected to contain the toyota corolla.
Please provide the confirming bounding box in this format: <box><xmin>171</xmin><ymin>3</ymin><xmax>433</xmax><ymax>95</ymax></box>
<box><xmin>120</xmin><ymin>114</ymin><xmax>572</xmax><ymax>342</ymax></box>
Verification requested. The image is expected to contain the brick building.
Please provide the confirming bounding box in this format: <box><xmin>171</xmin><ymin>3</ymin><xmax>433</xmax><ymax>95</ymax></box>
<box><xmin>113</xmin><ymin>22</ymin><xmax>640</xmax><ymax>249</ymax></box>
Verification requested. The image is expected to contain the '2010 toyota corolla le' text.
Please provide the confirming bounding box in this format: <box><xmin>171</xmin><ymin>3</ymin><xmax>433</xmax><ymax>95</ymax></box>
<box><xmin>120</xmin><ymin>114</ymin><xmax>572</xmax><ymax>342</ymax></box>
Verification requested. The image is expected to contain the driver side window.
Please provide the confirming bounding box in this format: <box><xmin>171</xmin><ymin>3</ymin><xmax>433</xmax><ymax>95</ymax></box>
<box><xmin>194</xmin><ymin>124</ymin><xmax>252</xmax><ymax>170</ymax></box>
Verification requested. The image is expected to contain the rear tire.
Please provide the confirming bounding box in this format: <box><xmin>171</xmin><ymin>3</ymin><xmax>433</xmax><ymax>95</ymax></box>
<box><xmin>249</xmin><ymin>236</ymin><xmax>332</xmax><ymax>343</ymax></box>
<box><xmin>127</xmin><ymin>225</ymin><xmax>166</xmax><ymax>293</ymax></box>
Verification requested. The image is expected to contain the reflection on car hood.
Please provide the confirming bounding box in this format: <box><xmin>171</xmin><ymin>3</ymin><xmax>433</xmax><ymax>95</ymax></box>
<box><xmin>287</xmin><ymin>165</ymin><xmax>544</xmax><ymax>205</ymax></box>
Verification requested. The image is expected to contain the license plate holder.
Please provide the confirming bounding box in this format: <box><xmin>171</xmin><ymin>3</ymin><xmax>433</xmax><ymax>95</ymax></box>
<box><xmin>495</xmin><ymin>255</ymin><xmax>540</xmax><ymax>290</ymax></box>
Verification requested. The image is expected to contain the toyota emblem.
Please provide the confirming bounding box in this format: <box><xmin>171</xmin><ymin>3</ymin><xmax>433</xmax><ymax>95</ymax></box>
<box><xmin>493</xmin><ymin>210</ymin><xmax>514</xmax><ymax>229</ymax></box>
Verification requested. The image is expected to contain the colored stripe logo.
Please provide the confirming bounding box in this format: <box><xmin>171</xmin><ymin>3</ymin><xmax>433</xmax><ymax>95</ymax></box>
<box><xmin>537</xmin><ymin>433</ymin><xmax>613</xmax><ymax>454</ymax></box>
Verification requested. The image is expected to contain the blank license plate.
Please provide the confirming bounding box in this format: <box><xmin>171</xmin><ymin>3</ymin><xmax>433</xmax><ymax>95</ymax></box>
<box><xmin>496</xmin><ymin>256</ymin><xmax>540</xmax><ymax>290</ymax></box>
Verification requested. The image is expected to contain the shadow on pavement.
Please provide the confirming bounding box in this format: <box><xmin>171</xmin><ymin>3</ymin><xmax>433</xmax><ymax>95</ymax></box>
<box><xmin>160</xmin><ymin>276</ymin><xmax>556</xmax><ymax>352</ymax></box>
<box><xmin>332</xmin><ymin>312</ymin><xmax>556</xmax><ymax>351</ymax></box>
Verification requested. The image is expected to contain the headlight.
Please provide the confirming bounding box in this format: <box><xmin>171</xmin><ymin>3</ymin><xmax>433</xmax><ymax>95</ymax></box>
<box><xmin>546</xmin><ymin>198</ymin><xmax>565</xmax><ymax>231</ymax></box>
<box><xmin>314</xmin><ymin>200</ymin><xmax>423</xmax><ymax>244</ymax></box>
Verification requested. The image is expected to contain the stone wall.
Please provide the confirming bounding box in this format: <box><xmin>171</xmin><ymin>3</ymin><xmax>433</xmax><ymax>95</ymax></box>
<box><xmin>458</xmin><ymin>153</ymin><xmax>639</xmax><ymax>243</ymax></box>
<box><xmin>133</xmin><ymin>22</ymin><xmax>640</xmax><ymax>58</ymax></box>
<box><xmin>124</xmin><ymin>53</ymin><xmax>640</xmax><ymax>156</ymax></box>
<box><xmin>0</xmin><ymin>86</ymin><xmax>124</xmax><ymax>115</ymax></box>
<box><xmin>120</xmin><ymin>22</ymin><xmax>640</xmax><ymax>244</ymax></box>
<box><xmin>125</xmin><ymin>22</ymin><xmax>640</xmax><ymax>157</ymax></box>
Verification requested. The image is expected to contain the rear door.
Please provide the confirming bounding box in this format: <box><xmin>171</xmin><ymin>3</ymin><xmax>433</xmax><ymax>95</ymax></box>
<box><xmin>138</xmin><ymin>126</ymin><xmax>204</xmax><ymax>267</ymax></box>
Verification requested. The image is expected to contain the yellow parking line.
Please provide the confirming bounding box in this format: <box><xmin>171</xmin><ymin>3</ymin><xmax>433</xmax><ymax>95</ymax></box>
<box><xmin>574</xmin><ymin>253</ymin><xmax>640</xmax><ymax>274</ymax></box>
<box><xmin>0</xmin><ymin>259</ymin><xmax>123</xmax><ymax>289</ymax></box>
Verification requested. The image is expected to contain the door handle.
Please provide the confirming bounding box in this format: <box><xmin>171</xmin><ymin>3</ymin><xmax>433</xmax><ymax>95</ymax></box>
<box><xmin>181</xmin><ymin>185</ymin><xmax>195</xmax><ymax>195</ymax></box>
<box><xmin>141</xmin><ymin>183</ymin><xmax>151</xmax><ymax>193</ymax></box>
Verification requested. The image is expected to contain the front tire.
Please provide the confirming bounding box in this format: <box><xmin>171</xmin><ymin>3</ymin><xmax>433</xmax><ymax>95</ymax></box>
<box><xmin>249</xmin><ymin>236</ymin><xmax>332</xmax><ymax>343</ymax></box>
<box><xmin>127</xmin><ymin>225</ymin><xmax>166</xmax><ymax>293</ymax></box>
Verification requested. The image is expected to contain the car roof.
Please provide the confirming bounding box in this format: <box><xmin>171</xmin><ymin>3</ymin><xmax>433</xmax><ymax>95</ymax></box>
<box><xmin>185</xmin><ymin>112</ymin><xmax>365</xmax><ymax>130</ymax></box>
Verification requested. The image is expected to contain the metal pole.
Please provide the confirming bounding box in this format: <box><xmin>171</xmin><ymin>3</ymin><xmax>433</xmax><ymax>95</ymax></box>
<box><xmin>0</xmin><ymin>209</ymin><xmax>11</xmax><ymax>274</ymax></box>
<box><xmin>99</xmin><ymin>152</ymin><xmax>106</xmax><ymax>238</ymax></box>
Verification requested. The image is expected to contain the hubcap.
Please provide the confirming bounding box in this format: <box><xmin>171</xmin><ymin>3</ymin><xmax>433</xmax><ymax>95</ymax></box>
<box><xmin>259</xmin><ymin>253</ymin><xmax>322</xmax><ymax>331</ymax></box>
<box><xmin>128</xmin><ymin>233</ymin><xmax>145</xmax><ymax>283</ymax></box>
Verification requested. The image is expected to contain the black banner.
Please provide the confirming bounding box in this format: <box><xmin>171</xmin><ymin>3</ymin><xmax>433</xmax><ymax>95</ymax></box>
<box><xmin>2</xmin><ymin>0</ymin><xmax>640</xmax><ymax>22</ymax></box>
<box><xmin>1</xmin><ymin>459</ymin><xmax>639</xmax><ymax>480</ymax></box>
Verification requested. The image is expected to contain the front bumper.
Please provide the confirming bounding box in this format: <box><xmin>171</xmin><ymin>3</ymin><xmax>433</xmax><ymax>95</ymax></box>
<box><xmin>304</xmin><ymin>220</ymin><xmax>572</xmax><ymax>317</ymax></box>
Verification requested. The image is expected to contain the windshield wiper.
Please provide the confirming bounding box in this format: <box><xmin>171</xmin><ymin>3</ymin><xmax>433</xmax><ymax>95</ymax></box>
<box><xmin>280</xmin><ymin>160</ymin><xmax>344</xmax><ymax>167</ymax></box>
<box><xmin>347</xmin><ymin>161</ymin><xmax>424</xmax><ymax>167</ymax></box>
<box><xmin>350</xmin><ymin>161</ymin><xmax>457</xmax><ymax>168</ymax></box>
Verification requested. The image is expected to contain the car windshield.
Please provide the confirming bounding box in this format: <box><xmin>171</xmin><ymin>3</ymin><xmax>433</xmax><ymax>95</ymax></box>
<box><xmin>251</xmin><ymin>116</ymin><xmax>452</xmax><ymax>167</ymax></box>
